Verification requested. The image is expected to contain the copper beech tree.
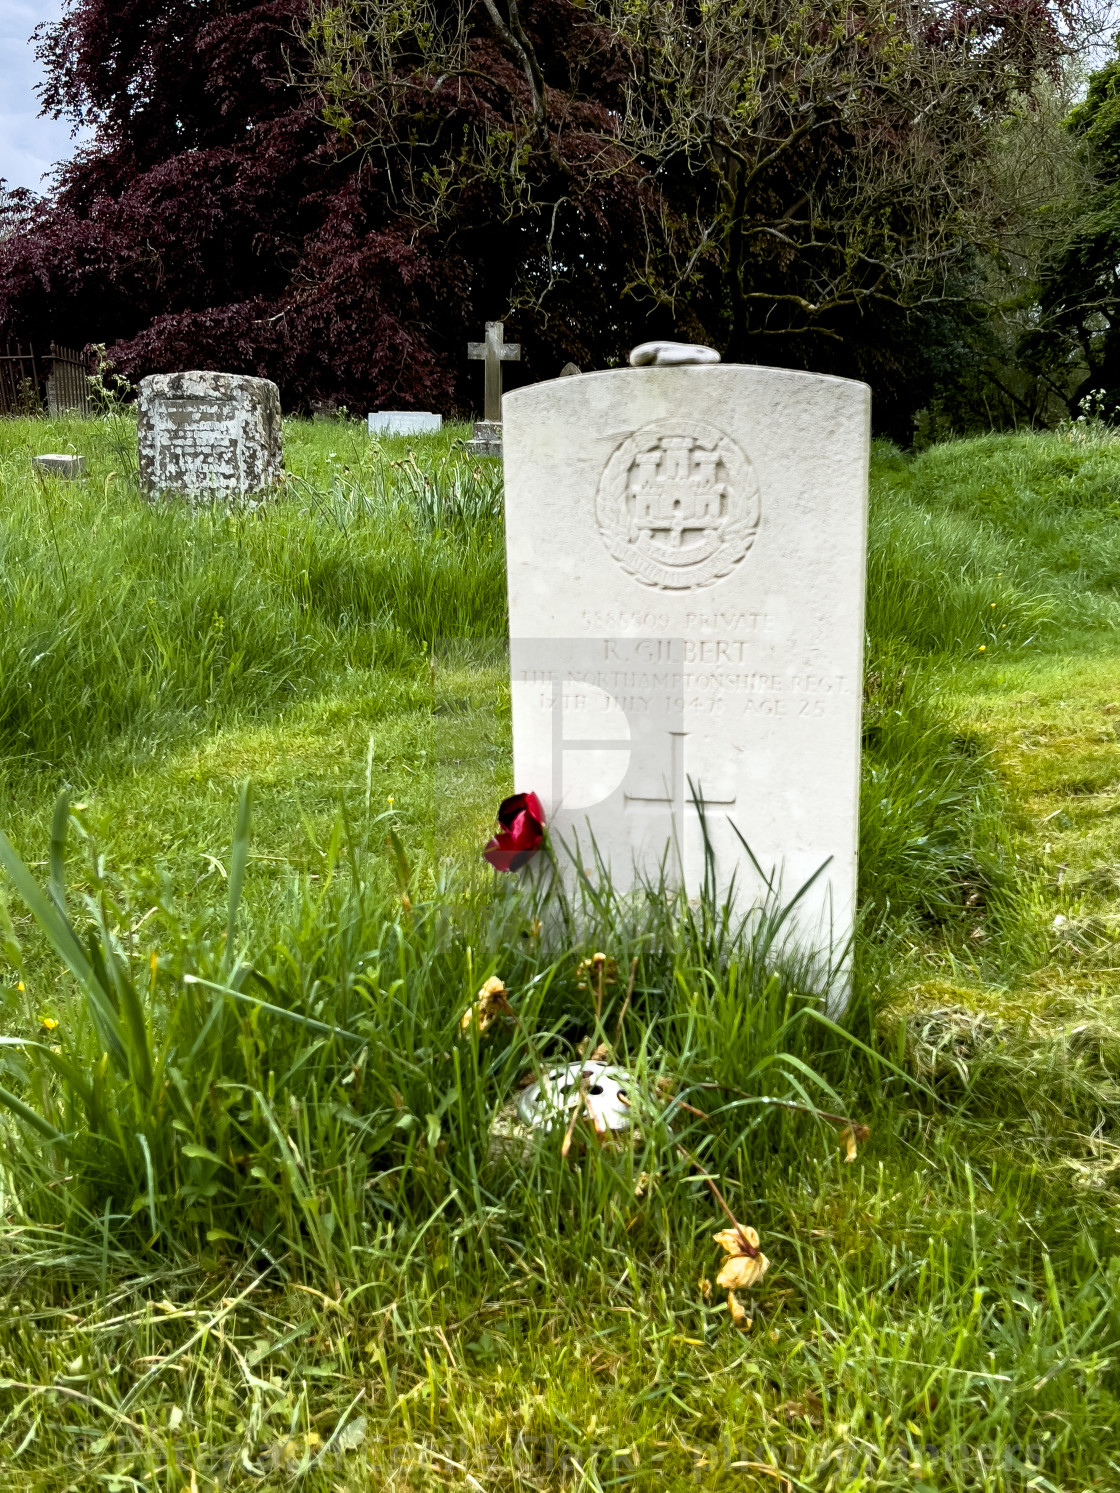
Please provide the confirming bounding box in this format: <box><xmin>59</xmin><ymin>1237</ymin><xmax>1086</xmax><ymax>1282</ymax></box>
<box><xmin>0</xmin><ymin>0</ymin><xmax>1093</xmax><ymax>418</ymax></box>
<box><xmin>303</xmin><ymin>0</ymin><xmax>1086</xmax><ymax>421</ymax></box>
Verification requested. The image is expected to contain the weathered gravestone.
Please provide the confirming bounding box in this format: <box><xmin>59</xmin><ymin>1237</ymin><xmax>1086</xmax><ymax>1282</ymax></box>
<box><xmin>137</xmin><ymin>372</ymin><xmax>282</xmax><ymax>498</ymax></box>
<box><xmin>502</xmin><ymin>352</ymin><xmax>869</xmax><ymax>979</ymax></box>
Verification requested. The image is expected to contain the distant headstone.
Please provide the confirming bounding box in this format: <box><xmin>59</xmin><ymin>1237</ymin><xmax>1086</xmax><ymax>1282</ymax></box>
<box><xmin>466</xmin><ymin>321</ymin><xmax>520</xmax><ymax>457</ymax></box>
<box><xmin>33</xmin><ymin>453</ymin><xmax>85</xmax><ymax>479</ymax></box>
<box><xmin>137</xmin><ymin>371</ymin><xmax>282</xmax><ymax>499</ymax></box>
<box><xmin>560</xmin><ymin>363</ymin><xmax>582</xmax><ymax>378</ymax></box>
<box><xmin>368</xmin><ymin>411</ymin><xmax>442</xmax><ymax>436</ymax></box>
<box><xmin>502</xmin><ymin>352</ymin><xmax>870</xmax><ymax>986</ymax></box>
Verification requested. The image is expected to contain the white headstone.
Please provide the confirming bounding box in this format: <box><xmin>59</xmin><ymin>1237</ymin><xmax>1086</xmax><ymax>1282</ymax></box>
<box><xmin>33</xmin><ymin>454</ymin><xmax>85</xmax><ymax>479</ymax></box>
<box><xmin>137</xmin><ymin>371</ymin><xmax>282</xmax><ymax>498</ymax></box>
<box><xmin>368</xmin><ymin>411</ymin><xmax>443</xmax><ymax>436</ymax></box>
<box><xmin>503</xmin><ymin>362</ymin><xmax>869</xmax><ymax>977</ymax></box>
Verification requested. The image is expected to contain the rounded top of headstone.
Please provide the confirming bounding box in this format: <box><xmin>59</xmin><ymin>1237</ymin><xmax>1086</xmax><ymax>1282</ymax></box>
<box><xmin>138</xmin><ymin>370</ymin><xmax>280</xmax><ymax>400</ymax></box>
<box><xmin>629</xmin><ymin>341</ymin><xmax>721</xmax><ymax>368</ymax></box>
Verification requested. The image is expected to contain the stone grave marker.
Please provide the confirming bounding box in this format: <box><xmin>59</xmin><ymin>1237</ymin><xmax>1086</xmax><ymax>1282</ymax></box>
<box><xmin>137</xmin><ymin>371</ymin><xmax>282</xmax><ymax>499</ymax></box>
<box><xmin>33</xmin><ymin>454</ymin><xmax>86</xmax><ymax>479</ymax></box>
<box><xmin>368</xmin><ymin>411</ymin><xmax>442</xmax><ymax>436</ymax></box>
<box><xmin>466</xmin><ymin>322</ymin><xmax>520</xmax><ymax>456</ymax></box>
<box><xmin>502</xmin><ymin>351</ymin><xmax>869</xmax><ymax>980</ymax></box>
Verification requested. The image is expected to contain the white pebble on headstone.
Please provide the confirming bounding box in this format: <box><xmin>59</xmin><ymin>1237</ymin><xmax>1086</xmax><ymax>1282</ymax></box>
<box><xmin>368</xmin><ymin>412</ymin><xmax>442</xmax><ymax>436</ymax></box>
<box><xmin>33</xmin><ymin>454</ymin><xmax>86</xmax><ymax>479</ymax></box>
<box><xmin>137</xmin><ymin>371</ymin><xmax>282</xmax><ymax>499</ymax></box>
<box><xmin>629</xmin><ymin>341</ymin><xmax>721</xmax><ymax>367</ymax></box>
<box><xmin>503</xmin><ymin>361</ymin><xmax>870</xmax><ymax>990</ymax></box>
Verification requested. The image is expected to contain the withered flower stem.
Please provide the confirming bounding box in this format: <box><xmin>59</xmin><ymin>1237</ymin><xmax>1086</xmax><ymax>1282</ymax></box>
<box><xmin>674</xmin><ymin>1140</ymin><xmax>759</xmax><ymax>1258</ymax></box>
<box><xmin>561</xmin><ymin>1075</ymin><xmax>592</xmax><ymax>1159</ymax></box>
<box><xmin>690</xmin><ymin>1082</ymin><xmax>868</xmax><ymax>1135</ymax></box>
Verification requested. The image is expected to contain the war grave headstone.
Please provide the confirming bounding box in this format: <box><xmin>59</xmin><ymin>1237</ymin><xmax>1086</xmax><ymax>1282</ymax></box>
<box><xmin>368</xmin><ymin>411</ymin><xmax>443</xmax><ymax>436</ymax></box>
<box><xmin>137</xmin><ymin>371</ymin><xmax>282</xmax><ymax>499</ymax></box>
<box><xmin>502</xmin><ymin>345</ymin><xmax>870</xmax><ymax>982</ymax></box>
<box><xmin>466</xmin><ymin>322</ymin><xmax>520</xmax><ymax>456</ymax></box>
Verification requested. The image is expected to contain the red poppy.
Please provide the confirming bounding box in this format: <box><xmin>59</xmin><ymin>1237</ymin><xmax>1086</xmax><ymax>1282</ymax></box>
<box><xmin>483</xmin><ymin>791</ymin><xmax>545</xmax><ymax>872</ymax></box>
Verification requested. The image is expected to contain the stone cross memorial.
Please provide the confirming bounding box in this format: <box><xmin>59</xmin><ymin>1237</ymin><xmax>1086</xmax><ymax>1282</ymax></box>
<box><xmin>138</xmin><ymin>371</ymin><xmax>282</xmax><ymax>499</ymax></box>
<box><xmin>468</xmin><ymin>321</ymin><xmax>521</xmax><ymax>422</ymax></box>
<box><xmin>502</xmin><ymin>347</ymin><xmax>869</xmax><ymax>982</ymax></box>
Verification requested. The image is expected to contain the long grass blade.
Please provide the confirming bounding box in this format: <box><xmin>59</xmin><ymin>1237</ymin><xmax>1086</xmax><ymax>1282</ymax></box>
<box><xmin>0</xmin><ymin>1084</ymin><xmax>69</xmax><ymax>1144</ymax></box>
<box><xmin>183</xmin><ymin>974</ymin><xmax>364</xmax><ymax>1043</ymax></box>
<box><xmin>0</xmin><ymin>828</ymin><xmax>128</xmax><ymax>1071</ymax></box>
<box><xmin>223</xmin><ymin>780</ymin><xmax>253</xmax><ymax>977</ymax></box>
<box><xmin>48</xmin><ymin>791</ymin><xmax>70</xmax><ymax>916</ymax></box>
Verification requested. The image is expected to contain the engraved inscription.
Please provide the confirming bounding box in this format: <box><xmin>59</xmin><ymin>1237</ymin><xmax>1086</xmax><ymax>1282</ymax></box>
<box><xmin>551</xmin><ymin>639</ymin><xmax>850</xmax><ymax>723</ymax></box>
<box><xmin>596</xmin><ymin>419</ymin><xmax>761</xmax><ymax>591</ymax></box>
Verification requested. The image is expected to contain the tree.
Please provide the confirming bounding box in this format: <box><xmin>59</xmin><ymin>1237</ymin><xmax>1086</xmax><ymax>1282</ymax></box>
<box><xmin>0</xmin><ymin>0</ymin><xmax>1089</xmax><ymax>423</ymax></box>
<box><xmin>0</xmin><ymin>0</ymin><xmax>665</xmax><ymax>411</ymax></box>
<box><xmin>1021</xmin><ymin>40</ymin><xmax>1120</xmax><ymax>419</ymax></box>
<box><xmin>305</xmin><ymin>0</ymin><xmax>1083</xmax><ymax>429</ymax></box>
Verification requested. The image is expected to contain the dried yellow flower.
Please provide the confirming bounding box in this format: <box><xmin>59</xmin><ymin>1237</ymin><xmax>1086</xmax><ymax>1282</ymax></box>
<box><xmin>717</xmin><ymin>1252</ymin><xmax>770</xmax><ymax>1291</ymax></box>
<box><xmin>838</xmin><ymin>1122</ymin><xmax>870</xmax><ymax>1163</ymax></box>
<box><xmin>713</xmin><ymin>1224</ymin><xmax>770</xmax><ymax>1292</ymax></box>
<box><xmin>460</xmin><ymin>976</ymin><xmax>510</xmax><ymax>1034</ymax></box>
<box><xmin>727</xmin><ymin>1291</ymin><xmax>751</xmax><ymax>1329</ymax></box>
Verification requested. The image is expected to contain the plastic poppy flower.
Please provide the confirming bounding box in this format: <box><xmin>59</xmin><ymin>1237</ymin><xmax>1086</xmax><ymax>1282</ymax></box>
<box><xmin>483</xmin><ymin>791</ymin><xmax>545</xmax><ymax>872</ymax></box>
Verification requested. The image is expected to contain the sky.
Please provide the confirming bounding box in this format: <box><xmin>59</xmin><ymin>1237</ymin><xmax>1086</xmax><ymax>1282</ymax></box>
<box><xmin>0</xmin><ymin>0</ymin><xmax>91</xmax><ymax>194</ymax></box>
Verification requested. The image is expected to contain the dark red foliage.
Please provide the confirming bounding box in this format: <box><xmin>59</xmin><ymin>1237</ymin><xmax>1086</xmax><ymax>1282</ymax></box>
<box><xmin>0</xmin><ymin>0</ymin><xmax>1078</xmax><ymax>425</ymax></box>
<box><xmin>483</xmin><ymin>792</ymin><xmax>545</xmax><ymax>872</ymax></box>
<box><xmin>0</xmin><ymin>0</ymin><xmax>662</xmax><ymax>412</ymax></box>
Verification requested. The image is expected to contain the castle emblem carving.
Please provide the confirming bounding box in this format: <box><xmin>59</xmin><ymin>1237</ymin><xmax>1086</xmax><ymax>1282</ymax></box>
<box><xmin>595</xmin><ymin>419</ymin><xmax>761</xmax><ymax>589</ymax></box>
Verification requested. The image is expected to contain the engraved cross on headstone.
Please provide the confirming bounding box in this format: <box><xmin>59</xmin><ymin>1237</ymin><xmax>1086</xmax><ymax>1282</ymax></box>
<box><xmin>623</xmin><ymin>731</ymin><xmax>737</xmax><ymax>852</ymax></box>
<box><xmin>468</xmin><ymin>321</ymin><xmax>521</xmax><ymax>422</ymax></box>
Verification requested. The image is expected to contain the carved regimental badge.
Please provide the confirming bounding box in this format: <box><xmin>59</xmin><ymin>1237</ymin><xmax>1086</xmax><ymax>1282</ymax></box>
<box><xmin>596</xmin><ymin>419</ymin><xmax>761</xmax><ymax>590</ymax></box>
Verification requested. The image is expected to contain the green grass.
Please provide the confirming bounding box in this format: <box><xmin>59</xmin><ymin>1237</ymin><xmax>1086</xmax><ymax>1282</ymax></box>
<box><xmin>0</xmin><ymin>414</ymin><xmax>1118</xmax><ymax>1489</ymax></box>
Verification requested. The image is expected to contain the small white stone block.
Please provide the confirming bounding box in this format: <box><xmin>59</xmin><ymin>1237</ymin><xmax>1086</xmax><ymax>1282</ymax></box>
<box><xmin>33</xmin><ymin>454</ymin><xmax>86</xmax><ymax>479</ymax></box>
<box><xmin>368</xmin><ymin>411</ymin><xmax>443</xmax><ymax>436</ymax></box>
<box><xmin>137</xmin><ymin>371</ymin><xmax>282</xmax><ymax>499</ymax></box>
<box><xmin>503</xmin><ymin>363</ymin><xmax>870</xmax><ymax>989</ymax></box>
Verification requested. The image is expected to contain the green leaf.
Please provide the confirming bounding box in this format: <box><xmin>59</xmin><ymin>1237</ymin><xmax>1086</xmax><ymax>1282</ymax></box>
<box><xmin>387</xmin><ymin>828</ymin><xmax>411</xmax><ymax>894</ymax></box>
<box><xmin>181</xmin><ymin>1144</ymin><xmax>230</xmax><ymax>1169</ymax></box>
<box><xmin>0</xmin><ymin>828</ymin><xmax>128</xmax><ymax>1074</ymax></box>
<box><xmin>115</xmin><ymin>969</ymin><xmax>154</xmax><ymax>1103</ymax></box>
<box><xmin>0</xmin><ymin>1083</ymin><xmax>68</xmax><ymax>1144</ymax></box>
<box><xmin>48</xmin><ymin>791</ymin><xmax>69</xmax><ymax>917</ymax></box>
<box><xmin>0</xmin><ymin>1038</ymin><xmax>96</xmax><ymax>1113</ymax></box>
<box><xmin>137</xmin><ymin>1133</ymin><xmax>159</xmax><ymax>1239</ymax></box>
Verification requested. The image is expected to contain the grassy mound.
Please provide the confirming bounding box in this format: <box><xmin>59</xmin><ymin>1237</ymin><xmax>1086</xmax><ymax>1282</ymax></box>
<box><xmin>0</xmin><ymin>416</ymin><xmax>1117</xmax><ymax>1487</ymax></box>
